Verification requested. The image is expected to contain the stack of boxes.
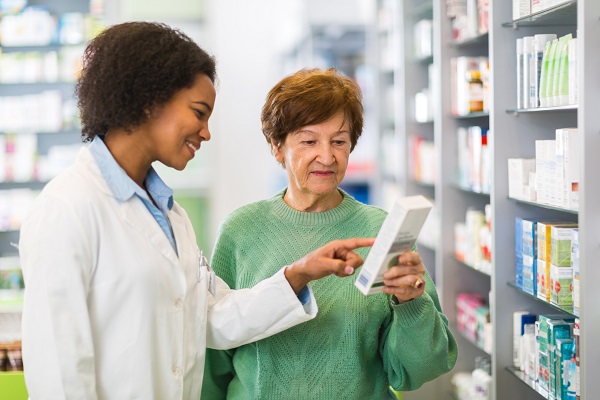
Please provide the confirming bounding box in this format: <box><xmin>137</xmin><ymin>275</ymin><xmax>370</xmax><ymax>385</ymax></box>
<box><xmin>508</xmin><ymin>128</ymin><xmax>579</xmax><ymax>211</ymax></box>
<box><xmin>515</xmin><ymin>218</ymin><xmax>579</xmax><ymax>314</ymax></box>
<box><xmin>456</xmin><ymin>292</ymin><xmax>492</xmax><ymax>353</ymax></box>
<box><xmin>513</xmin><ymin>313</ymin><xmax>578</xmax><ymax>399</ymax></box>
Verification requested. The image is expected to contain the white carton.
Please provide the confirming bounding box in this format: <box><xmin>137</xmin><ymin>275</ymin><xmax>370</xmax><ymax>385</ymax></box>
<box><xmin>355</xmin><ymin>195</ymin><xmax>432</xmax><ymax>295</ymax></box>
<box><xmin>513</xmin><ymin>0</ymin><xmax>531</xmax><ymax>20</ymax></box>
<box><xmin>508</xmin><ymin>158</ymin><xmax>536</xmax><ymax>200</ymax></box>
<box><xmin>555</xmin><ymin>128</ymin><xmax>579</xmax><ymax>210</ymax></box>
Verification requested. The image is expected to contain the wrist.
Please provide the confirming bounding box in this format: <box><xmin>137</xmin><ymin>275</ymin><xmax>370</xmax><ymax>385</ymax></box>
<box><xmin>284</xmin><ymin>263</ymin><xmax>311</xmax><ymax>294</ymax></box>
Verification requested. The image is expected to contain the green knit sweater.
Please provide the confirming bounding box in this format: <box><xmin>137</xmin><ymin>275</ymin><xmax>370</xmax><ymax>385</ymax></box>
<box><xmin>202</xmin><ymin>189</ymin><xmax>457</xmax><ymax>400</ymax></box>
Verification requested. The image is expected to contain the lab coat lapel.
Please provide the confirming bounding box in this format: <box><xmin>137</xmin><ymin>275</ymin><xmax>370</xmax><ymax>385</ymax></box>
<box><xmin>120</xmin><ymin>199</ymin><xmax>181</xmax><ymax>267</ymax></box>
<box><xmin>169</xmin><ymin>211</ymin><xmax>195</xmax><ymax>266</ymax></box>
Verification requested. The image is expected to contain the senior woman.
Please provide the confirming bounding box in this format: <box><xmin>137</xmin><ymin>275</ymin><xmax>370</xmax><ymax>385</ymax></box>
<box><xmin>202</xmin><ymin>68</ymin><xmax>457</xmax><ymax>399</ymax></box>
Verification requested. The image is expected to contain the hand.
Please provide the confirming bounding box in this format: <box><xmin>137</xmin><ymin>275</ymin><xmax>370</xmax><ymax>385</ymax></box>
<box><xmin>284</xmin><ymin>238</ymin><xmax>375</xmax><ymax>294</ymax></box>
<box><xmin>382</xmin><ymin>251</ymin><xmax>426</xmax><ymax>304</ymax></box>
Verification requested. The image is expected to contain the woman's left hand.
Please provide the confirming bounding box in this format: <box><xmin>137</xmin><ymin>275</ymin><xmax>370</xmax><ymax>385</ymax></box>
<box><xmin>382</xmin><ymin>251</ymin><xmax>426</xmax><ymax>304</ymax></box>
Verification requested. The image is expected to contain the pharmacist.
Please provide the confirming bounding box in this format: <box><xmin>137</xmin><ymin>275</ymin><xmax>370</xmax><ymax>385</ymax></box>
<box><xmin>18</xmin><ymin>22</ymin><xmax>373</xmax><ymax>399</ymax></box>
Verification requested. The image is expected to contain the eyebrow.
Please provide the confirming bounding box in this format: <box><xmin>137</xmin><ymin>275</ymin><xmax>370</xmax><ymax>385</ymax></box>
<box><xmin>192</xmin><ymin>101</ymin><xmax>213</xmax><ymax>112</ymax></box>
<box><xmin>297</xmin><ymin>129</ymin><xmax>350</xmax><ymax>135</ymax></box>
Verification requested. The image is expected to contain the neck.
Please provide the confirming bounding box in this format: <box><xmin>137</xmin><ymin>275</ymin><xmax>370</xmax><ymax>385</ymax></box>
<box><xmin>283</xmin><ymin>188</ymin><xmax>343</xmax><ymax>212</ymax></box>
<box><xmin>103</xmin><ymin>129</ymin><xmax>153</xmax><ymax>188</ymax></box>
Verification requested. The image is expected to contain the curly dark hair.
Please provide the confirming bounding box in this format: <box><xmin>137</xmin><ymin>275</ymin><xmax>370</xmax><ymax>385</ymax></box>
<box><xmin>261</xmin><ymin>68</ymin><xmax>363</xmax><ymax>152</ymax></box>
<box><xmin>76</xmin><ymin>21</ymin><xmax>217</xmax><ymax>141</ymax></box>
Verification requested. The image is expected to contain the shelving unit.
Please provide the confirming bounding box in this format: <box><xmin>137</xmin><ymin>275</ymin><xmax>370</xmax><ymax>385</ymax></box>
<box><xmin>373</xmin><ymin>0</ymin><xmax>599</xmax><ymax>399</ymax></box>
<box><xmin>281</xmin><ymin>23</ymin><xmax>377</xmax><ymax>205</ymax></box>
<box><xmin>491</xmin><ymin>2</ymin><xmax>599</xmax><ymax>398</ymax></box>
<box><xmin>0</xmin><ymin>2</ymin><xmax>102</xmax><ymax>395</ymax></box>
<box><xmin>374</xmin><ymin>0</ymin><xmax>438</xmax><ymax>286</ymax></box>
<box><xmin>0</xmin><ymin>0</ymin><xmax>92</xmax><ymax>260</ymax></box>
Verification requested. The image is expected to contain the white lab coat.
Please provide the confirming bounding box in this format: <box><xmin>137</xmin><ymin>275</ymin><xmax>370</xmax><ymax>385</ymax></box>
<box><xmin>19</xmin><ymin>147</ymin><xmax>317</xmax><ymax>400</ymax></box>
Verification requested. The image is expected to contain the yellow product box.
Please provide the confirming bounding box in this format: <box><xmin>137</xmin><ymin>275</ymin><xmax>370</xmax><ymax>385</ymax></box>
<box><xmin>537</xmin><ymin>258</ymin><xmax>550</xmax><ymax>302</ymax></box>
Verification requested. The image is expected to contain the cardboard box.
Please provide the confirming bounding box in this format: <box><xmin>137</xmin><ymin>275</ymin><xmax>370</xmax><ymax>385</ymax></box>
<box><xmin>355</xmin><ymin>195</ymin><xmax>432</xmax><ymax>295</ymax></box>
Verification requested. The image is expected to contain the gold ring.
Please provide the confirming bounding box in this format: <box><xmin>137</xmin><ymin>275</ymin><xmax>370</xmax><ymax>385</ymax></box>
<box><xmin>412</xmin><ymin>278</ymin><xmax>424</xmax><ymax>289</ymax></box>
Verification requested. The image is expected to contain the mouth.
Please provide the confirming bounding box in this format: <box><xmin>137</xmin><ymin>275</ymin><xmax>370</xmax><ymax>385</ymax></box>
<box><xmin>186</xmin><ymin>140</ymin><xmax>200</xmax><ymax>154</ymax></box>
<box><xmin>311</xmin><ymin>171</ymin><xmax>335</xmax><ymax>177</ymax></box>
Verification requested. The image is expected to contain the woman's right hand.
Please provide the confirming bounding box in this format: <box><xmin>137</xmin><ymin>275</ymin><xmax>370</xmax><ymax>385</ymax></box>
<box><xmin>284</xmin><ymin>238</ymin><xmax>375</xmax><ymax>294</ymax></box>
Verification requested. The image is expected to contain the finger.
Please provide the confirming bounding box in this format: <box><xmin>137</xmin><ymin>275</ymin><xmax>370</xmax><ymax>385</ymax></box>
<box><xmin>318</xmin><ymin>257</ymin><xmax>353</xmax><ymax>277</ymax></box>
<box><xmin>412</xmin><ymin>277</ymin><xmax>425</xmax><ymax>289</ymax></box>
<box><xmin>383</xmin><ymin>274</ymin><xmax>420</xmax><ymax>288</ymax></box>
<box><xmin>383</xmin><ymin>265</ymin><xmax>424</xmax><ymax>279</ymax></box>
<box><xmin>333</xmin><ymin>237</ymin><xmax>375</xmax><ymax>252</ymax></box>
<box><xmin>344</xmin><ymin>252</ymin><xmax>365</xmax><ymax>269</ymax></box>
<box><xmin>397</xmin><ymin>251</ymin><xmax>422</xmax><ymax>265</ymax></box>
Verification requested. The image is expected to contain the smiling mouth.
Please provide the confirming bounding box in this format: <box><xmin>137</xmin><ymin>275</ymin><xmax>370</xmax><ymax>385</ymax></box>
<box><xmin>186</xmin><ymin>141</ymin><xmax>199</xmax><ymax>152</ymax></box>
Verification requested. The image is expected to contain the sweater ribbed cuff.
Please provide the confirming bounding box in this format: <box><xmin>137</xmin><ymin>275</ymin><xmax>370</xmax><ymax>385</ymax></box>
<box><xmin>391</xmin><ymin>291</ymin><xmax>432</xmax><ymax>326</ymax></box>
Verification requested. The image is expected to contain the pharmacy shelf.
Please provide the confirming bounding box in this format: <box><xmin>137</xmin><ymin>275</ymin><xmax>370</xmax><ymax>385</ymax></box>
<box><xmin>456</xmin><ymin>258</ymin><xmax>491</xmax><ymax>277</ymax></box>
<box><xmin>373</xmin><ymin>0</ymin><xmax>600</xmax><ymax>398</ymax></box>
<box><xmin>409</xmin><ymin>178</ymin><xmax>435</xmax><ymax>188</ymax></box>
<box><xmin>505</xmin><ymin>105</ymin><xmax>578</xmax><ymax>114</ymax></box>
<box><xmin>0</xmin><ymin>81</ymin><xmax>76</xmax><ymax>86</ymax></box>
<box><xmin>501</xmin><ymin>0</ymin><xmax>577</xmax><ymax>28</ymax></box>
<box><xmin>493</xmin><ymin>2</ymin><xmax>598</xmax><ymax>399</ymax></box>
<box><xmin>0</xmin><ymin>181</ymin><xmax>47</xmax><ymax>190</ymax></box>
<box><xmin>507</xmin><ymin>281</ymin><xmax>577</xmax><ymax>318</ymax></box>
<box><xmin>456</xmin><ymin>185</ymin><xmax>491</xmax><ymax>197</ymax></box>
<box><xmin>411</xmin><ymin>1</ymin><xmax>433</xmax><ymax>19</ymax></box>
<box><xmin>453</xmin><ymin>323</ymin><xmax>491</xmax><ymax>356</ymax></box>
<box><xmin>509</xmin><ymin>197</ymin><xmax>578</xmax><ymax>215</ymax></box>
<box><xmin>450</xmin><ymin>33</ymin><xmax>489</xmax><ymax>48</ymax></box>
<box><xmin>414</xmin><ymin>55</ymin><xmax>434</xmax><ymax>64</ymax></box>
<box><xmin>416</xmin><ymin>241</ymin><xmax>436</xmax><ymax>253</ymax></box>
<box><xmin>453</xmin><ymin>112</ymin><xmax>489</xmax><ymax>119</ymax></box>
<box><xmin>0</xmin><ymin>43</ymin><xmax>84</xmax><ymax>52</ymax></box>
<box><xmin>505</xmin><ymin>367</ymin><xmax>546</xmax><ymax>399</ymax></box>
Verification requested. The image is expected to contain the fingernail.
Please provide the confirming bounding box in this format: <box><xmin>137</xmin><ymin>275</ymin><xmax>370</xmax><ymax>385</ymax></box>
<box><xmin>344</xmin><ymin>266</ymin><xmax>354</xmax><ymax>275</ymax></box>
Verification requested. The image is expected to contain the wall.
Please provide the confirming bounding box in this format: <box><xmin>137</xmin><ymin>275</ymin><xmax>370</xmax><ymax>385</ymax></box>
<box><xmin>203</xmin><ymin>0</ymin><xmax>304</xmax><ymax>245</ymax></box>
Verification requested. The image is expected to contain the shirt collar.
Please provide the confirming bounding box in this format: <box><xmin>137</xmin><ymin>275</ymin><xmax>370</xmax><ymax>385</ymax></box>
<box><xmin>89</xmin><ymin>137</ymin><xmax>174</xmax><ymax>212</ymax></box>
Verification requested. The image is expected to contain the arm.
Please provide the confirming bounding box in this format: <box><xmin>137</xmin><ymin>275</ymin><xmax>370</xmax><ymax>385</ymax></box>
<box><xmin>205</xmin><ymin>238</ymin><xmax>373</xmax><ymax>350</ymax></box>
<box><xmin>379</xmin><ymin>252</ymin><xmax>458</xmax><ymax>391</ymax></box>
<box><xmin>202</xmin><ymin>349</ymin><xmax>235</xmax><ymax>400</ymax></box>
<box><xmin>19</xmin><ymin>195</ymin><xmax>98</xmax><ymax>399</ymax></box>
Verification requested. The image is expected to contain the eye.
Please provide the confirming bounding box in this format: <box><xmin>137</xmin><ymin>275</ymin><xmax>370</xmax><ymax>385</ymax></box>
<box><xmin>303</xmin><ymin>140</ymin><xmax>317</xmax><ymax>145</ymax></box>
<box><xmin>332</xmin><ymin>140</ymin><xmax>347</xmax><ymax>146</ymax></box>
<box><xmin>193</xmin><ymin>109</ymin><xmax>206</xmax><ymax>120</ymax></box>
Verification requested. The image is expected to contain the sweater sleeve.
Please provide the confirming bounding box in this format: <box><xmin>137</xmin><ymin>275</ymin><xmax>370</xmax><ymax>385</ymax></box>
<box><xmin>202</xmin><ymin>228</ymin><xmax>238</xmax><ymax>398</ymax></box>
<box><xmin>378</xmin><ymin>271</ymin><xmax>458</xmax><ymax>391</ymax></box>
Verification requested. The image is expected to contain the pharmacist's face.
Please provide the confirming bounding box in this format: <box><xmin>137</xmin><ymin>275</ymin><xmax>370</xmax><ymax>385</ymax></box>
<box><xmin>273</xmin><ymin>111</ymin><xmax>351</xmax><ymax>198</ymax></box>
<box><xmin>145</xmin><ymin>73</ymin><xmax>215</xmax><ymax>171</ymax></box>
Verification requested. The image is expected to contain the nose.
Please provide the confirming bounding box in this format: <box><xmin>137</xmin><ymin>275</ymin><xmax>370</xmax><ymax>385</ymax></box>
<box><xmin>317</xmin><ymin>143</ymin><xmax>335</xmax><ymax>165</ymax></box>
<box><xmin>200</xmin><ymin>123</ymin><xmax>211</xmax><ymax>142</ymax></box>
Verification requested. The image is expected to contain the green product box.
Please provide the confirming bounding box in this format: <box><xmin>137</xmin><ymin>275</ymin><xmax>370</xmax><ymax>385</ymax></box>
<box><xmin>550</xmin><ymin>264</ymin><xmax>573</xmax><ymax>308</ymax></box>
<box><xmin>547</xmin><ymin>321</ymin><xmax>573</xmax><ymax>398</ymax></box>
<box><xmin>555</xmin><ymin>338</ymin><xmax>575</xmax><ymax>400</ymax></box>
<box><xmin>538</xmin><ymin>315</ymin><xmax>574</xmax><ymax>394</ymax></box>
<box><xmin>551</xmin><ymin>226</ymin><xmax>576</xmax><ymax>267</ymax></box>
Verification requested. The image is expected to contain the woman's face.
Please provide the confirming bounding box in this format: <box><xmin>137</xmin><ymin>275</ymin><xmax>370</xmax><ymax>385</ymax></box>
<box><xmin>273</xmin><ymin>111</ymin><xmax>351</xmax><ymax>200</ymax></box>
<box><xmin>143</xmin><ymin>73</ymin><xmax>216</xmax><ymax>171</ymax></box>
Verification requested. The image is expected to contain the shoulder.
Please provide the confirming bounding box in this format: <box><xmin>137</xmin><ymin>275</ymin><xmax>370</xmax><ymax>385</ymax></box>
<box><xmin>223</xmin><ymin>200</ymin><xmax>270</xmax><ymax>225</ymax></box>
<box><xmin>219</xmin><ymin>198</ymin><xmax>273</xmax><ymax>230</ymax></box>
<box><xmin>37</xmin><ymin>162</ymin><xmax>102</xmax><ymax>206</ymax></box>
<box><xmin>344</xmin><ymin>195</ymin><xmax>387</xmax><ymax>224</ymax></box>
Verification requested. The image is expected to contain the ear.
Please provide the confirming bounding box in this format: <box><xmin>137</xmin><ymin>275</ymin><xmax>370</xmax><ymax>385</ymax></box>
<box><xmin>271</xmin><ymin>140</ymin><xmax>284</xmax><ymax>164</ymax></box>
